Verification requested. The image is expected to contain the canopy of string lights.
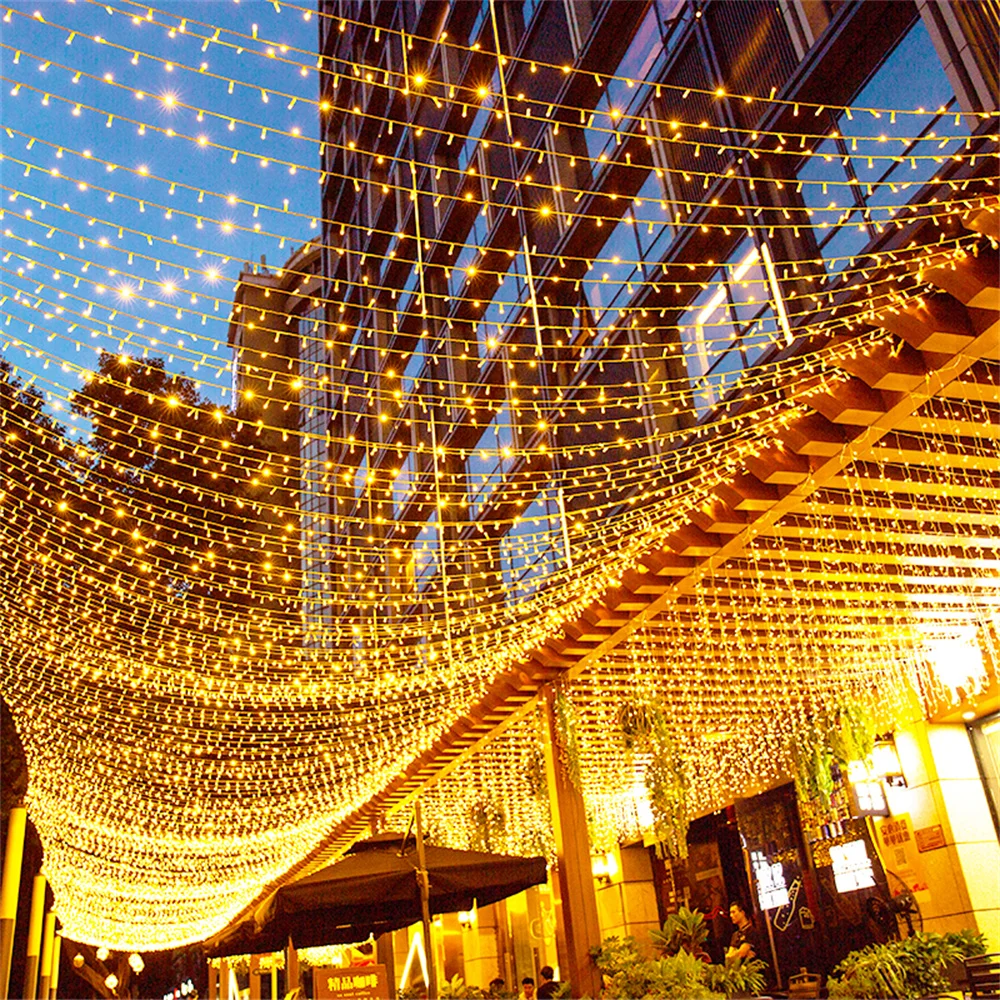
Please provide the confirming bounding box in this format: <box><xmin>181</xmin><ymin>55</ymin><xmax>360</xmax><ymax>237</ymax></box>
<box><xmin>0</xmin><ymin>0</ymin><xmax>997</xmax><ymax>953</ymax></box>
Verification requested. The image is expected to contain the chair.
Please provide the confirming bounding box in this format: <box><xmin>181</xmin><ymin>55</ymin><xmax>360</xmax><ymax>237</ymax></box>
<box><xmin>965</xmin><ymin>953</ymin><xmax>1000</xmax><ymax>999</ymax></box>
<box><xmin>787</xmin><ymin>968</ymin><xmax>821</xmax><ymax>999</ymax></box>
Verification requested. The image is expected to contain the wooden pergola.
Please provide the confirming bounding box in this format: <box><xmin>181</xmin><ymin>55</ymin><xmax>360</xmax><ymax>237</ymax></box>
<box><xmin>215</xmin><ymin>209</ymin><xmax>999</xmax><ymax>991</ymax></box>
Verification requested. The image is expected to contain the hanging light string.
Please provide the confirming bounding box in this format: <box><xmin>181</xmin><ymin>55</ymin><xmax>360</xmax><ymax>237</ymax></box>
<box><xmin>3</xmin><ymin>0</ymin><xmax>998</xmax><ymax>953</ymax></box>
<box><xmin>4</xmin><ymin>182</ymin><xmax>984</xmax><ymax>382</ymax></box>
<box><xmin>5</xmin><ymin>19</ymin><xmax>982</xmax><ymax>169</ymax></box>
<box><xmin>36</xmin><ymin>0</ymin><xmax>1000</xmax><ymax>123</ymax></box>
<box><xmin>3</xmin><ymin>58</ymin><xmax>990</xmax><ymax>226</ymax></box>
<box><xmin>5</xmin><ymin>225</ymin><xmax>968</xmax><ymax>400</ymax></box>
<box><xmin>58</xmin><ymin>0</ymin><xmax>993</xmax><ymax>144</ymax></box>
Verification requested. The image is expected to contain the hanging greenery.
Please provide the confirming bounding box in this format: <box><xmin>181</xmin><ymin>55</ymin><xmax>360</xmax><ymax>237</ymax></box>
<box><xmin>469</xmin><ymin>800</ymin><xmax>507</xmax><ymax>854</ymax></box>
<box><xmin>790</xmin><ymin>734</ymin><xmax>836</xmax><ymax>809</ymax></box>
<box><xmin>827</xmin><ymin>700</ymin><xmax>877</xmax><ymax>766</ymax></box>
<box><xmin>554</xmin><ymin>686</ymin><xmax>583</xmax><ymax>791</ymax></box>
<box><xmin>788</xmin><ymin>696</ymin><xmax>878</xmax><ymax>810</ymax></box>
<box><xmin>615</xmin><ymin>699</ymin><xmax>657</xmax><ymax>751</ymax></box>
<box><xmin>645</xmin><ymin>714</ymin><xmax>692</xmax><ymax>860</ymax></box>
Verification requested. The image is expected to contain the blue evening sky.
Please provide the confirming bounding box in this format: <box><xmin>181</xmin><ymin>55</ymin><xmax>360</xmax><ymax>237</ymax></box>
<box><xmin>1</xmin><ymin>0</ymin><xmax>323</xmax><ymax>422</ymax></box>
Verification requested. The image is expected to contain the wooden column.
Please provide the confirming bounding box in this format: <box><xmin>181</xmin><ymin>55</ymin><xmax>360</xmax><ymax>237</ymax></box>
<box><xmin>219</xmin><ymin>959</ymin><xmax>229</xmax><ymax>1000</ymax></box>
<box><xmin>541</xmin><ymin>688</ymin><xmax>602</xmax><ymax>998</ymax></box>
<box><xmin>0</xmin><ymin>807</ymin><xmax>26</xmax><ymax>1000</ymax></box>
<box><xmin>375</xmin><ymin>933</ymin><xmax>395</xmax><ymax>999</ymax></box>
<box><xmin>248</xmin><ymin>954</ymin><xmax>261</xmax><ymax>1000</ymax></box>
<box><xmin>206</xmin><ymin>960</ymin><xmax>217</xmax><ymax>1000</ymax></box>
<box><xmin>22</xmin><ymin>875</ymin><xmax>46</xmax><ymax>1000</ymax></box>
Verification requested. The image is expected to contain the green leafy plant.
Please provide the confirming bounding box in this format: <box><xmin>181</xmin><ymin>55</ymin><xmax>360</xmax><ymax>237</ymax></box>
<box><xmin>827</xmin><ymin>702</ymin><xmax>876</xmax><ymax>766</ymax></box>
<box><xmin>705</xmin><ymin>957</ymin><xmax>767</xmax><ymax>999</ymax></box>
<box><xmin>439</xmin><ymin>974</ymin><xmax>484</xmax><ymax>999</ymax></box>
<box><xmin>615</xmin><ymin>700</ymin><xmax>656</xmax><ymax>750</ymax></box>
<box><xmin>649</xmin><ymin>907</ymin><xmax>710</xmax><ymax>961</ymax></box>
<box><xmin>591</xmin><ymin>934</ymin><xmax>727</xmax><ymax>999</ymax></box>
<box><xmin>826</xmin><ymin>930</ymin><xmax>986</xmax><ymax>999</ymax></box>
<box><xmin>790</xmin><ymin>730</ymin><xmax>835</xmax><ymax>808</ymax></box>
<box><xmin>646</xmin><ymin>735</ymin><xmax>692</xmax><ymax>860</ymax></box>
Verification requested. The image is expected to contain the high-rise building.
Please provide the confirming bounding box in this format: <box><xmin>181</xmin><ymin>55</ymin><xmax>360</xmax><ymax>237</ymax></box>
<box><xmin>306</xmin><ymin>0</ymin><xmax>995</xmax><ymax>647</ymax></box>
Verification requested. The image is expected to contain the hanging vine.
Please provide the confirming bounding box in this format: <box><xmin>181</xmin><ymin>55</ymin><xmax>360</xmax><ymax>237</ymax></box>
<box><xmin>554</xmin><ymin>685</ymin><xmax>583</xmax><ymax>791</ymax></box>
<box><xmin>615</xmin><ymin>697</ymin><xmax>693</xmax><ymax>859</ymax></box>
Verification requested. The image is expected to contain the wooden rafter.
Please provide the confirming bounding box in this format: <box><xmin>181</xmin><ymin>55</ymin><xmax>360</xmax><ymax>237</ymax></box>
<box><xmin>215</xmin><ymin>238</ymin><xmax>999</xmax><ymax>932</ymax></box>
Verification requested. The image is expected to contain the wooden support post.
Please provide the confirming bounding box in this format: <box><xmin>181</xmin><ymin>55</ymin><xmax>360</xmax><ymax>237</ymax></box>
<box><xmin>207</xmin><ymin>960</ymin><xmax>217</xmax><ymax>1000</ymax></box>
<box><xmin>23</xmin><ymin>875</ymin><xmax>46</xmax><ymax>1000</ymax></box>
<box><xmin>37</xmin><ymin>912</ymin><xmax>55</xmax><ymax>1000</ymax></box>
<box><xmin>0</xmin><ymin>806</ymin><xmax>26</xmax><ymax>1000</ymax></box>
<box><xmin>541</xmin><ymin>689</ymin><xmax>602</xmax><ymax>998</ymax></box>
<box><xmin>270</xmin><ymin>955</ymin><xmax>278</xmax><ymax>1000</ymax></box>
<box><xmin>219</xmin><ymin>959</ymin><xmax>229</xmax><ymax>1000</ymax></box>
<box><xmin>249</xmin><ymin>954</ymin><xmax>261</xmax><ymax>1000</ymax></box>
<box><xmin>376</xmin><ymin>933</ymin><xmax>395</xmax><ymax>999</ymax></box>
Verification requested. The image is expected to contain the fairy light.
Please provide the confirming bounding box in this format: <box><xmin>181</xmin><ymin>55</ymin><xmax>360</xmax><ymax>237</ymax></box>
<box><xmin>0</xmin><ymin>0</ymin><xmax>996</xmax><ymax>955</ymax></box>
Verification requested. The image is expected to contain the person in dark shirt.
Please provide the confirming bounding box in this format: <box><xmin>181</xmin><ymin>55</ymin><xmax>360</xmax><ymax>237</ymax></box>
<box><xmin>537</xmin><ymin>966</ymin><xmax>558</xmax><ymax>999</ymax></box>
<box><xmin>725</xmin><ymin>900</ymin><xmax>761</xmax><ymax>964</ymax></box>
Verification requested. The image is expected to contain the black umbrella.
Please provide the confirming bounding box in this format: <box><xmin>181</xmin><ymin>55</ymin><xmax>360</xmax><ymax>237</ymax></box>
<box><xmin>204</xmin><ymin>833</ymin><xmax>548</xmax><ymax>957</ymax></box>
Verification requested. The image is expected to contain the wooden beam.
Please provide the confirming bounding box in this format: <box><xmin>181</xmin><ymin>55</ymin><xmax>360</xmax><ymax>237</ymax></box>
<box><xmin>208</xmin><ymin>256</ymin><xmax>998</xmax><ymax>938</ymax></box>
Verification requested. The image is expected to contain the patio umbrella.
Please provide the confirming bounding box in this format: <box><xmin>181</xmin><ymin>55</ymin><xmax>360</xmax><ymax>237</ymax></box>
<box><xmin>204</xmin><ymin>833</ymin><xmax>548</xmax><ymax>957</ymax></box>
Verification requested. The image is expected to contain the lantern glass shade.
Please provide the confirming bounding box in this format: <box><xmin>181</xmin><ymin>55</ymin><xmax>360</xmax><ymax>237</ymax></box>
<box><xmin>872</xmin><ymin>737</ymin><xmax>904</xmax><ymax>785</ymax></box>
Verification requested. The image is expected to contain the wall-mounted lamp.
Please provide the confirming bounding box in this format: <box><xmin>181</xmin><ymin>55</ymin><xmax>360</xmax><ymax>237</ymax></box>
<box><xmin>457</xmin><ymin>907</ymin><xmax>477</xmax><ymax>930</ymax></box>
<box><xmin>591</xmin><ymin>851</ymin><xmax>618</xmax><ymax>884</ymax></box>
<box><xmin>872</xmin><ymin>734</ymin><xmax>906</xmax><ymax>788</ymax></box>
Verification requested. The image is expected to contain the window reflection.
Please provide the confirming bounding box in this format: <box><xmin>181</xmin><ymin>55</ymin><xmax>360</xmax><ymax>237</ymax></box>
<box><xmin>499</xmin><ymin>492</ymin><xmax>564</xmax><ymax>602</ymax></box>
<box><xmin>679</xmin><ymin>241</ymin><xmax>781</xmax><ymax>418</ymax></box>
<box><xmin>796</xmin><ymin>20</ymin><xmax>968</xmax><ymax>272</ymax></box>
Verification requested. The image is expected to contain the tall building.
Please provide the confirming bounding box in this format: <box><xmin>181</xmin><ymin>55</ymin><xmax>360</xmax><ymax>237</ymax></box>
<box><xmin>205</xmin><ymin>0</ymin><xmax>999</xmax><ymax>987</ymax></box>
<box><xmin>308</xmin><ymin>0</ymin><xmax>995</xmax><ymax>642</ymax></box>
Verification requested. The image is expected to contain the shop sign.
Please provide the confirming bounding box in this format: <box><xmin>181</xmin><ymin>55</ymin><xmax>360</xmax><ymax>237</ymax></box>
<box><xmin>915</xmin><ymin>825</ymin><xmax>946</xmax><ymax>852</ymax></box>
<box><xmin>314</xmin><ymin>964</ymin><xmax>389</xmax><ymax>1000</ymax></box>
<box><xmin>750</xmin><ymin>849</ymin><xmax>790</xmax><ymax>910</ymax></box>
<box><xmin>875</xmin><ymin>813</ymin><xmax>932</xmax><ymax>904</ymax></box>
<box><xmin>830</xmin><ymin>839</ymin><xmax>876</xmax><ymax>893</ymax></box>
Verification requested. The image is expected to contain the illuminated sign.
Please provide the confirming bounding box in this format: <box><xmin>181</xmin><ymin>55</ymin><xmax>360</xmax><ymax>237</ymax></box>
<box><xmin>162</xmin><ymin>979</ymin><xmax>195</xmax><ymax>1000</ymax></box>
<box><xmin>751</xmin><ymin>850</ymin><xmax>790</xmax><ymax>910</ymax></box>
<box><xmin>830</xmin><ymin>840</ymin><xmax>876</xmax><ymax>893</ymax></box>
<box><xmin>849</xmin><ymin>778</ymin><xmax>889</xmax><ymax>817</ymax></box>
<box><xmin>314</xmin><ymin>964</ymin><xmax>389</xmax><ymax>1000</ymax></box>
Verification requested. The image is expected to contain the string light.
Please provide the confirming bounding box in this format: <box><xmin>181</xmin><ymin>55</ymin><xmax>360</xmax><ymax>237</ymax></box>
<box><xmin>1</xmin><ymin>0</ymin><xmax>996</xmax><ymax>954</ymax></box>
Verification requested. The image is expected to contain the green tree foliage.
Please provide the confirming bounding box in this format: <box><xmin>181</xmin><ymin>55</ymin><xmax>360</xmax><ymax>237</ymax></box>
<box><xmin>826</xmin><ymin>931</ymin><xmax>986</xmax><ymax>999</ymax></box>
